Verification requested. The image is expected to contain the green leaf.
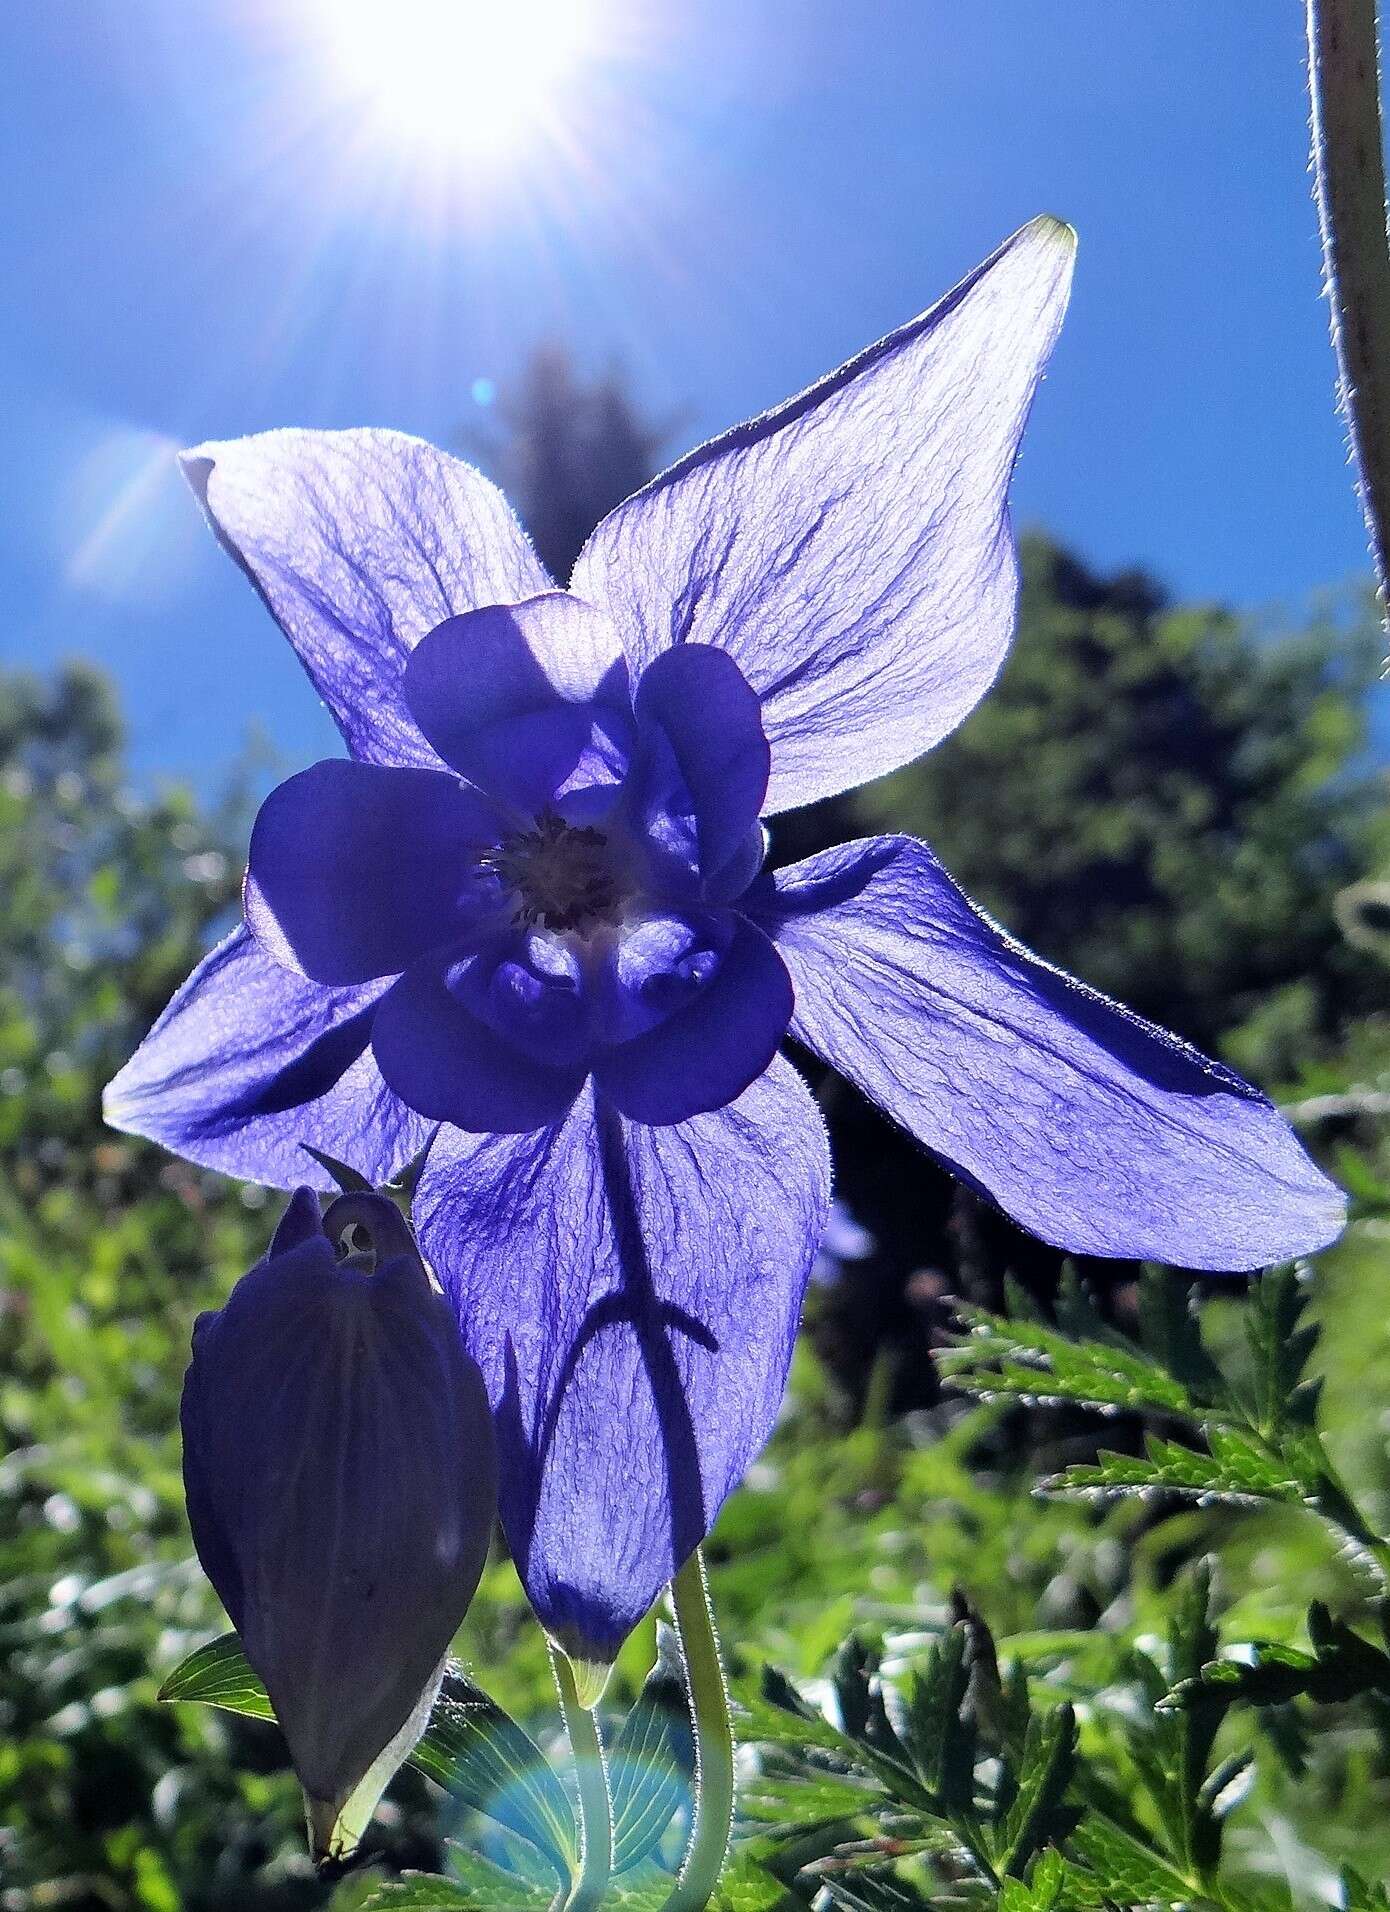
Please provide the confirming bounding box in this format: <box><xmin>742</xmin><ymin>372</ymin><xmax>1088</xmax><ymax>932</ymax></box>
<box><xmin>608</xmin><ymin>1647</ymin><xmax>692</xmax><ymax>1873</ymax></box>
<box><xmin>1162</xmin><ymin>1617</ymin><xmax>1390</xmax><ymax>1713</ymax></box>
<box><xmin>361</xmin><ymin>1850</ymin><xmax>553</xmax><ymax>1910</ymax></box>
<box><xmin>939</xmin><ymin>1304</ymin><xmax>1202</xmax><ymax>1420</ymax></box>
<box><xmin>713</xmin><ymin>1853</ymin><xmax>810</xmax><ymax>1912</ymax></box>
<box><xmin>1159</xmin><ymin>1561</ymin><xmax>1224</xmax><ymax>1877</ymax></box>
<box><xmin>740</xmin><ymin>1774</ymin><xmax>881</xmax><ymax>1828</ymax></box>
<box><xmin>903</xmin><ymin>1625</ymin><xmax>971</xmax><ymax>1801</ymax></box>
<box><xmin>158</xmin><ymin>1637</ymin><xmax>576</xmax><ymax>1877</ymax></box>
<box><xmin>157</xmin><ymin>1634</ymin><xmax>277</xmax><ymax>1720</ymax></box>
<box><xmin>997</xmin><ymin>1849</ymin><xmax>1075</xmax><ymax>1912</ymax></box>
<box><xmin>1342</xmin><ymin>1871</ymin><xmax>1390</xmax><ymax>1912</ymax></box>
<box><xmin>604</xmin><ymin>1860</ymin><xmax>681</xmax><ymax>1912</ymax></box>
<box><xmin>1245</xmin><ymin>1265</ymin><xmax>1321</xmax><ymax>1436</ymax></box>
<box><xmin>411</xmin><ymin>1669</ymin><xmax>577</xmax><ymax>1877</ymax></box>
<box><xmin>1065</xmin><ymin>1817</ymin><xmax>1195</xmax><ymax>1906</ymax></box>
<box><xmin>1135</xmin><ymin>1266</ymin><xmax>1227</xmax><ymax>1402</ymax></box>
<box><xmin>737</xmin><ymin>1670</ymin><xmax>932</xmax><ymax>1811</ymax></box>
<box><xmin>994</xmin><ymin>1705</ymin><xmax>1076</xmax><ymax>1877</ymax></box>
<box><xmin>1042</xmin><ymin>1429</ymin><xmax>1299</xmax><ymax>1505</ymax></box>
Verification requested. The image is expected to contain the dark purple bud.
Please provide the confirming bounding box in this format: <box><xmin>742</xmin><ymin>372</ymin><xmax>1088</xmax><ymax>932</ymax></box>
<box><xmin>181</xmin><ymin>1188</ymin><xmax>496</xmax><ymax>1857</ymax></box>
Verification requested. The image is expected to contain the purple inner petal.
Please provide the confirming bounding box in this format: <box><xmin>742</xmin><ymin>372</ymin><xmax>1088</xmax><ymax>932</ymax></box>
<box><xmin>594</xmin><ymin>915</ymin><xmax>793</xmax><ymax>1125</ymax></box>
<box><xmin>403</xmin><ymin>595</ymin><xmax>634</xmax><ymax>813</ymax></box>
<box><xmin>373</xmin><ymin>944</ymin><xmax>587</xmax><ymax>1134</ymax></box>
<box><xmin>631</xmin><ymin>644</ymin><xmax>770</xmax><ymax>880</ymax></box>
<box><xmin>245</xmin><ymin>759</ymin><xmax>503</xmax><ymax>986</ymax></box>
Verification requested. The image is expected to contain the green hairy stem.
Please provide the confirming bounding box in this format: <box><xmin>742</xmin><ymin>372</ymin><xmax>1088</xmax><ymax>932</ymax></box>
<box><xmin>1307</xmin><ymin>0</ymin><xmax>1390</xmax><ymax>630</ymax></box>
<box><xmin>660</xmin><ymin>1550</ymin><xmax>736</xmax><ymax>1912</ymax></box>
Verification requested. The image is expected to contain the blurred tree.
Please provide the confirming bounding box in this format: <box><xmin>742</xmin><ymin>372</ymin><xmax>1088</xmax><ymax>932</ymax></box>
<box><xmin>0</xmin><ymin>662</ymin><xmax>251</xmax><ymax>1197</ymax></box>
<box><xmin>476</xmin><ymin>345</ymin><xmax>667</xmax><ymax>582</ymax></box>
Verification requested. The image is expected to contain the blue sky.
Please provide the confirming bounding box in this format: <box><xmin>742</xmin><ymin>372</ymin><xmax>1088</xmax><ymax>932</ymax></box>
<box><xmin>3</xmin><ymin>0</ymin><xmax>1383</xmax><ymax>783</ymax></box>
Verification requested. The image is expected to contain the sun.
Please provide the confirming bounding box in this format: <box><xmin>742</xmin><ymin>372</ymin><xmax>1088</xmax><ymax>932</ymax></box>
<box><xmin>320</xmin><ymin>0</ymin><xmax>602</xmax><ymax>162</ymax></box>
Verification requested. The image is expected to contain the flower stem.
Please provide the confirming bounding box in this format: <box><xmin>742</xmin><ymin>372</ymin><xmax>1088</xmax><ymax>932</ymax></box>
<box><xmin>1307</xmin><ymin>0</ymin><xmax>1390</xmax><ymax>623</ymax></box>
<box><xmin>661</xmin><ymin>1549</ymin><xmax>736</xmax><ymax>1912</ymax></box>
<box><xmin>551</xmin><ymin>1644</ymin><xmax>613</xmax><ymax>1912</ymax></box>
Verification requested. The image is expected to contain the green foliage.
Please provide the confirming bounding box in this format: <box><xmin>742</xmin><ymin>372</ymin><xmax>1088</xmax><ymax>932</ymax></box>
<box><xmin>944</xmin><ymin>1263</ymin><xmax>1390</xmax><ymax>1588</ymax></box>
<box><xmin>733</xmin><ymin>1278</ymin><xmax>1390</xmax><ymax>1912</ymax></box>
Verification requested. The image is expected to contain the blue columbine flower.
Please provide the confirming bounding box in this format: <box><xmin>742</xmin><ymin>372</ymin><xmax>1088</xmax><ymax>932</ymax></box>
<box><xmin>182</xmin><ymin>1188</ymin><xmax>496</xmax><ymax>1855</ymax></box>
<box><xmin>107</xmin><ymin>218</ymin><xmax>1344</xmax><ymax>1665</ymax></box>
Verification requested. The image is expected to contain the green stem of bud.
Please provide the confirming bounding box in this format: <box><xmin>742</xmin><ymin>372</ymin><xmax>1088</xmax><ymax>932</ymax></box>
<box><xmin>660</xmin><ymin>1549</ymin><xmax>735</xmax><ymax>1912</ymax></box>
<box><xmin>551</xmin><ymin>1643</ymin><xmax>613</xmax><ymax>1912</ymax></box>
<box><xmin>1307</xmin><ymin>0</ymin><xmax>1390</xmax><ymax>633</ymax></box>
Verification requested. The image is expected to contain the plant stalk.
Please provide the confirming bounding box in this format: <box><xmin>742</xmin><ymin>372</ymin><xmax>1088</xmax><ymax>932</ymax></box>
<box><xmin>1307</xmin><ymin>0</ymin><xmax>1390</xmax><ymax>628</ymax></box>
<box><xmin>551</xmin><ymin>1644</ymin><xmax>613</xmax><ymax>1912</ymax></box>
<box><xmin>660</xmin><ymin>1549</ymin><xmax>736</xmax><ymax>1912</ymax></box>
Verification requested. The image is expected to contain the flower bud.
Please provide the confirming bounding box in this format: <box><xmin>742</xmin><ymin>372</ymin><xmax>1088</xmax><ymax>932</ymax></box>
<box><xmin>181</xmin><ymin>1187</ymin><xmax>497</xmax><ymax>1858</ymax></box>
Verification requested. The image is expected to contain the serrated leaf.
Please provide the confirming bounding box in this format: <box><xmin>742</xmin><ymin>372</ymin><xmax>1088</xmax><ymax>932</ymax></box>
<box><xmin>1066</xmin><ymin>1817</ymin><xmax>1194</xmax><ymax>1905</ymax></box>
<box><xmin>939</xmin><ymin>1306</ymin><xmax>1201</xmax><ymax>1420</ymax></box>
<box><xmin>903</xmin><ymin>1626</ymin><xmax>970</xmax><ymax>1796</ymax></box>
<box><xmin>1163</xmin><ymin>1624</ymin><xmax>1390</xmax><ymax>1713</ymax></box>
<box><xmin>738</xmin><ymin>1673</ymin><xmax>932</xmax><ymax>1811</ymax></box>
<box><xmin>832</xmin><ymin>1636</ymin><xmax>878</xmax><ymax>1738</ymax></box>
<box><xmin>997</xmin><ymin>1848</ymin><xmax>1075</xmax><ymax>1912</ymax></box>
<box><xmin>157</xmin><ymin>1634</ymin><xmax>276</xmax><ymax>1720</ymax></box>
<box><xmin>608</xmin><ymin>1652</ymin><xmax>692</xmax><ymax>1873</ymax></box>
<box><xmin>1163</xmin><ymin>1561</ymin><xmax>1223</xmax><ymax>1876</ymax></box>
<box><xmin>1342</xmin><ymin>1870</ymin><xmax>1390</xmax><ymax>1912</ymax></box>
<box><xmin>1135</xmin><ymin>1266</ymin><xmax>1227</xmax><ymax>1402</ymax></box>
<box><xmin>1043</xmin><ymin>1429</ymin><xmax>1298</xmax><ymax>1505</ymax></box>
<box><xmin>159</xmin><ymin>1637</ymin><xmax>575</xmax><ymax>1876</ymax></box>
<box><xmin>740</xmin><ymin>1774</ymin><xmax>881</xmax><ymax>1828</ymax></box>
<box><xmin>995</xmin><ymin>1705</ymin><xmax>1076</xmax><ymax>1877</ymax></box>
<box><xmin>1246</xmin><ymin>1265</ymin><xmax>1321</xmax><ymax>1435</ymax></box>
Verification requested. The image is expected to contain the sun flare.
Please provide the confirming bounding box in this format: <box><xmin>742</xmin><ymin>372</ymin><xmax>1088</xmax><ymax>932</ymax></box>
<box><xmin>321</xmin><ymin>0</ymin><xmax>601</xmax><ymax>161</ymax></box>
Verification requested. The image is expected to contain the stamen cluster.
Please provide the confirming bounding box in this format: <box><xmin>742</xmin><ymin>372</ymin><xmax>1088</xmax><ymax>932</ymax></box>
<box><xmin>484</xmin><ymin>810</ymin><xmax>622</xmax><ymax>934</ymax></box>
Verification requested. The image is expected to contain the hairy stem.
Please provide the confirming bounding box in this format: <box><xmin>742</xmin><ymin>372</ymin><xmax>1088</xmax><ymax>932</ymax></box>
<box><xmin>551</xmin><ymin>1645</ymin><xmax>613</xmax><ymax>1912</ymax></box>
<box><xmin>1307</xmin><ymin>0</ymin><xmax>1390</xmax><ymax>624</ymax></box>
<box><xmin>661</xmin><ymin>1550</ymin><xmax>736</xmax><ymax>1912</ymax></box>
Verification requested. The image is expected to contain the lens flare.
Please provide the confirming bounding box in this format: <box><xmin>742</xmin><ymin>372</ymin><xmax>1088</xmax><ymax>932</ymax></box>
<box><xmin>322</xmin><ymin>0</ymin><xmax>601</xmax><ymax>160</ymax></box>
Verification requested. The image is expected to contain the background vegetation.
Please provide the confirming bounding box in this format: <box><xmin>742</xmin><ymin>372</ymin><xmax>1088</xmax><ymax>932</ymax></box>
<box><xmin>2</xmin><ymin>362</ymin><xmax>1388</xmax><ymax>1909</ymax></box>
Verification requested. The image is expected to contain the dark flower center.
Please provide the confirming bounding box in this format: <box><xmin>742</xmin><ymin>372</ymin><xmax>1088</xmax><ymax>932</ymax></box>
<box><xmin>485</xmin><ymin>810</ymin><xmax>624</xmax><ymax>935</ymax></box>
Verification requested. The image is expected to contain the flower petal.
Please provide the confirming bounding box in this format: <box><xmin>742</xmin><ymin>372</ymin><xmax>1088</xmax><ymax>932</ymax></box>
<box><xmin>245</xmin><ymin>761</ymin><xmax>502</xmax><ymax>985</ymax></box>
<box><xmin>593</xmin><ymin>915</ymin><xmax>793</xmax><ymax>1125</ymax></box>
<box><xmin>182</xmin><ymin>430</ymin><xmax>550</xmax><ymax>768</ymax></box>
<box><xmin>372</xmin><ymin>947</ymin><xmax>587</xmax><ymax>1134</ymax></box>
<box><xmin>103</xmin><ymin>928</ymin><xmax>431</xmax><ymax>1188</ymax></box>
<box><xmin>402</xmin><ymin>594</ymin><xmax>633</xmax><ymax>814</ymax></box>
<box><xmin>751</xmin><ymin>837</ymin><xmax>1346</xmax><ymax>1270</ymax></box>
<box><xmin>632</xmin><ymin>644</ymin><xmax>769</xmax><ymax>880</ymax></box>
<box><xmin>413</xmin><ymin>1060</ymin><xmax>830</xmax><ymax>1657</ymax></box>
<box><xmin>572</xmin><ymin>218</ymin><xmax>1075</xmax><ymax>813</ymax></box>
